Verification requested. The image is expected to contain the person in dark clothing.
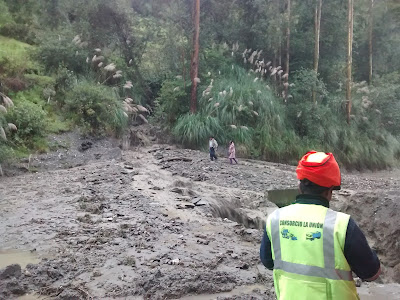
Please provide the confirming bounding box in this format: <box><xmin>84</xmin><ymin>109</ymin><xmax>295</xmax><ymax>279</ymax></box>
<box><xmin>260</xmin><ymin>151</ymin><xmax>381</xmax><ymax>300</ymax></box>
<box><xmin>209</xmin><ymin>137</ymin><xmax>218</xmax><ymax>161</ymax></box>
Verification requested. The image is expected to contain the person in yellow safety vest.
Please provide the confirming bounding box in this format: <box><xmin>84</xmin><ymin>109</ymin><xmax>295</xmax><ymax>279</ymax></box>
<box><xmin>260</xmin><ymin>151</ymin><xmax>381</xmax><ymax>300</ymax></box>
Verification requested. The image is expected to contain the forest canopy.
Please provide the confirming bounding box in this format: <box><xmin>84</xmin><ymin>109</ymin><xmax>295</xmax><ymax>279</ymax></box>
<box><xmin>0</xmin><ymin>0</ymin><xmax>400</xmax><ymax>170</ymax></box>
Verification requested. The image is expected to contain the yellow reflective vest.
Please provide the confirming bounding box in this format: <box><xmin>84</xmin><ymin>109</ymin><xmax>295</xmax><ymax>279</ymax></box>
<box><xmin>266</xmin><ymin>203</ymin><xmax>359</xmax><ymax>300</ymax></box>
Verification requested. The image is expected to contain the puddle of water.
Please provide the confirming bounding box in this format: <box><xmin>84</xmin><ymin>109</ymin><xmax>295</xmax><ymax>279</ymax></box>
<box><xmin>266</xmin><ymin>188</ymin><xmax>298</xmax><ymax>207</ymax></box>
<box><xmin>0</xmin><ymin>249</ymin><xmax>40</xmax><ymax>269</ymax></box>
<box><xmin>18</xmin><ymin>294</ymin><xmax>44</xmax><ymax>300</ymax></box>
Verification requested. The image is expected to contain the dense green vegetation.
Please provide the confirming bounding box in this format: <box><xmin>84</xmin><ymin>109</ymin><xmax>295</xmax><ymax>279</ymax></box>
<box><xmin>0</xmin><ymin>0</ymin><xmax>399</xmax><ymax>169</ymax></box>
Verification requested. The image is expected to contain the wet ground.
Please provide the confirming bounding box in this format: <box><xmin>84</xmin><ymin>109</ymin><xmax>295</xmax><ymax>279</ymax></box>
<box><xmin>0</xmin><ymin>133</ymin><xmax>399</xmax><ymax>299</ymax></box>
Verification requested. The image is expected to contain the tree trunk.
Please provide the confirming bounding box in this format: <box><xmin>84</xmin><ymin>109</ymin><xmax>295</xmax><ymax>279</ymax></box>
<box><xmin>312</xmin><ymin>0</ymin><xmax>322</xmax><ymax>104</ymax></box>
<box><xmin>278</xmin><ymin>36</ymin><xmax>282</xmax><ymax>67</ymax></box>
<box><xmin>368</xmin><ymin>0</ymin><xmax>374</xmax><ymax>85</ymax></box>
<box><xmin>181</xmin><ymin>48</ymin><xmax>187</xmax><ymax>89</ymax></box>
<box><xmin>278</xmin><ymin>35</ymin><xmax>282</xmax><ymax>93</ymax></box>
<box><xmin>190</xmin><ymin>0</ymin><xmax>200</xmax><ymax>114</ymax></box>
<box><xmin>346</xmin><ymin>0</ymin><xmax>354</xmax><ymax>124</ymax></box>
<box><xmin>273</xmin><ymin>50</ymin><xmax>278</xmax><ymax>93</ymax></box>
<box><xmin>284</xmin><ymin>0</ymin><xmax>291</xmax><ymax>103</ymax></box>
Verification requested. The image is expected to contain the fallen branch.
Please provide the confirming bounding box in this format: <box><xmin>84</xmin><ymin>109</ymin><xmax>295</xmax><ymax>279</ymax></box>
<box><xmin>148</xmin><ymin>147</ymin><xmax>171</xmax><ymax>153</ymax></box>
<box><xmin>39</xmin><ymin>283</ymin><xmax>93</xmax><ymax>300</ymax></box>
<box><xmin>161</xmin><ymin>157</ymin><xmax>192</xmax><ymax>163</ymax></box>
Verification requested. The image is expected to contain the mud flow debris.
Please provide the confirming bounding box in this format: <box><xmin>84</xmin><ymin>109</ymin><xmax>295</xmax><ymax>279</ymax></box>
<box><xmin>0</xmin><ymin>134</ymin><xmax>399</xmax><ymax>299</ymax></box>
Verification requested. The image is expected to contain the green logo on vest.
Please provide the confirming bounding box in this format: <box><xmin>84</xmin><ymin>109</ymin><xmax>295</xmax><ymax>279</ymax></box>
<box><xmin>281</xmin><ymin>228</ymin><xmax>297</xmax><ymax>240</ymax></box>
<box><xmin>306</xmin><ymin>231</ymin><xmax>321</xmax><ymax>241</ymax></box>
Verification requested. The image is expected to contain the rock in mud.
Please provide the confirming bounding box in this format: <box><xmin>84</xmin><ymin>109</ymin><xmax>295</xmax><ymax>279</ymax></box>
<box><xmin>176</xmin><ymin>202</ymin><xmax>195</xmax><ymax>209</ymax></box>
<box><xmin>170</xmin><ymin>258</ymin><xmax>180</xmax><ymax>265</ymax></box>
<box><xmin>79</xmin><ymin>141</ymin><xmax>93</xmax><ymax>151</ymax></box>
<box><xmin>58</xmin><ymin>289</ymin><xmax>82</xmax><ymax>300</ymax></box>
<box><xmin>0</xmin><ymin>264</ymin><xmax>22</xmax><ymax>279</ymax></box>
<box><xmin>119</xmin><ymin>256</ymin><xmax>136</xmax><ymax>267</ymax></box>
<box><xmin>5</xmin><ymin>278</ymin><xmax>27</xmax><ymax>295</ymax></box>
<box><xmin>393</xmin><ymin>263</ymin><xmax>400</xmax><ymax>283</ymax></box>
<box><xmin>194</xmin><ymin>199</ymin><xmax>208</xmax><ymax>206</ymax></box>
<box><xmin>354</xmin><ymin>277</ymin><xmax>362</xmax><ymax>287</ymax></box>
<box><xmin>170</xmin><ymin>187</ymin><xmax>185</xmax><ymax>194</ymax></box>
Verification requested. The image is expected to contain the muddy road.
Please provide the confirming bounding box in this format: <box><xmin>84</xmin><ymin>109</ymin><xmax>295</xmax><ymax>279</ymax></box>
<box><xmin>0</xmin><ymin>134</ymin><xmax>400</xmax><ymax>299</ymax></box>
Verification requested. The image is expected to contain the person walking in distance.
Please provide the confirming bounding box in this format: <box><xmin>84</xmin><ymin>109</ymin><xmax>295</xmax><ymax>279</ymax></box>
<box><xmin>260</xmin><ymin>151</ymin><xmax>381</xmax><ymax>300</ymax></box>
<box><xmin>228</xmin><ymin>140</ymin><xmax>238</xmax><ymax>164</ymax></box>
<box><xmin>209</xmin><ymin>136</ymin><xmax>218</xmax><ymax>161</ymax></box>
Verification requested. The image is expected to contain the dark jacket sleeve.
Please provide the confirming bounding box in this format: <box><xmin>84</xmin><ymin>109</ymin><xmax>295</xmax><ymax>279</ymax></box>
<box><xmin>260</xmin><ymin>228</ymin><xmax>274</xmax><ymax>270</ymax></box>
<box><xmin>344</xmin><ymin>218</ymin><xmax>381</xmax><ymax>280</ymax></box>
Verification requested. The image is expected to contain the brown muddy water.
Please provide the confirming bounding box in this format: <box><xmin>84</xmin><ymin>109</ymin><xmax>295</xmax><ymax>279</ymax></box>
<box><xmin>0</xmin><ymin>250</ymin><xmax>40</xmax><ymax>269</ymax></box>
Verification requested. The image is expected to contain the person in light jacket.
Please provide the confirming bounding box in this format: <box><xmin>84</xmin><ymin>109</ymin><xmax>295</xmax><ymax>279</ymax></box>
<box><xmin>228</xmin><ymin>140</ymin><xmax>238</xmax><ymax>164</ymax></box>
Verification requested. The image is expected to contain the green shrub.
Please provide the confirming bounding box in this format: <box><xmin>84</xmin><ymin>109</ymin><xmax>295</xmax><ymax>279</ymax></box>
<box><xmin>12</xmin><ymin>88</ymin><xmax>46</xmax><ymax>107</ymax></box>
<box><xmin>367</xmin><ymin>73</ymin><xmax>400</xmax><ymax>135</ymax></box>
<box><xmin>290</xmin><ymin>68</ymin><xmax>328</xmax><ymax>103</ymax></box>
<box><xmin>173</xmin><ymin>66</ymin><xmax>298</xmax><ymax>158</ymax></box>
<box><xmin>0</xmin><ymin>35</ymin><xmax>38</xmax><ymax>76</ymax></box>
<box><xmin>201</xmin><ymin>46</ymin><xmax>234</xmax><ymax>76</ymax></box>
<box><xmin>286</xmin><ymin>89</ymin><xmax>400</xmax><ymax>170</ymax></box>
<box><xmin>46</xmin><ymin>112</ymin><xmax>72</xmax><ymax>134</ymax></box>
<box><xmin>24</xmin><ymin>74</ymin><xmax>55</xmax><ymax>89</ymax></box>
<box><xmin>53</xmin><ymin>66</ymin><xmax>77</xmax><ymax>103</ymax></box>
<box><xmin>173</xmin><ymin>113</ymin><xmax>223</xmax><ymax>148</ymax></box>
<box><xmin>154</xmin><ymin>79</ymin><xmax>190</xmax><ymax>126</ymax></box>
<box><xmin>6</xmin><ymin>98</ymin><xmax>47</xmax><ymax>144</ymax></box>
<box><xmin>0</xmin><ymin>1</ymin><xmax>12</xmax><ymax>30</ymax></box>
<box><xmin>0</xmin><ymin>22</ymin><xmax>37</xmax><ymax>44</ymax></box>
<box><xmin>35</xmin><ymin>32</ymin><xmax>89</xmax><ymax>74</ymax></box>
<box><xmin>65</xmin><ymin>82</ymin><xmax>127</xmax><ymax>135</ymax></box>
<box><xmin>0</xmin><ymin>144</ymin><xmax>14</xmax><ymax>164</ymax></box>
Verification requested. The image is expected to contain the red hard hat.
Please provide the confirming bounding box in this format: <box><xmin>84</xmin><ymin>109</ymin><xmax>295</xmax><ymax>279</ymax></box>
<box><xmin>296</xmin><ymin>151</ymin><xmax>341</xmax><ymax>189</ymax></box>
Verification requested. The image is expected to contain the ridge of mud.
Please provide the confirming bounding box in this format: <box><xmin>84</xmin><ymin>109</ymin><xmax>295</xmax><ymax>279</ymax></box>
<box><xmin>332</xmin><ymin>191</ymin><xmax>400</xmax><ymax>283</ymax></box>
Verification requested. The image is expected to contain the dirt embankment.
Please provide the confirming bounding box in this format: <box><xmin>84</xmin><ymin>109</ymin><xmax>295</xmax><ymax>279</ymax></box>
<box><xmin>333</xmin><ymin>190</ymin><xmax>400</xmax><ymax>283</ymax></box>
<box><xmin>0</xmin><ymin>132</ymin><xmax>399</xmax><ymax>299</ymax></box>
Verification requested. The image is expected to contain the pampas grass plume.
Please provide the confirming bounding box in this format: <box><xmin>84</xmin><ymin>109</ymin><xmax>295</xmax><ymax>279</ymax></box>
<box><xmin>104</xmin><ymin>63</ymin><xmax>116</xmax><ymax>72</ymax></box>
<box><xmin>0</xmin><ymin>127</ymin><xmax>6</xmax><ymax>140</ymax></box>
<box><xmin>138</xmin><ymin>114</ymin><xmax>148</xmax><ymax>123</ymax></box>
<box><xmin>137</xmin><ymin>105</ymin><xmax>149</xmax><ymax>113</ymax></box>
<box><xmin>8</xmin><ymin>123</ymin><xmax>17</xmax><ymax>131</ymax></box>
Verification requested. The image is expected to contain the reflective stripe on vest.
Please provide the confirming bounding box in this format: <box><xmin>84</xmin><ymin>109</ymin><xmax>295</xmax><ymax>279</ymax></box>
<box><xmin>270</xmin><ymin>209</ymin><xmax>353</xmax><ymax>281</ymax></box>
